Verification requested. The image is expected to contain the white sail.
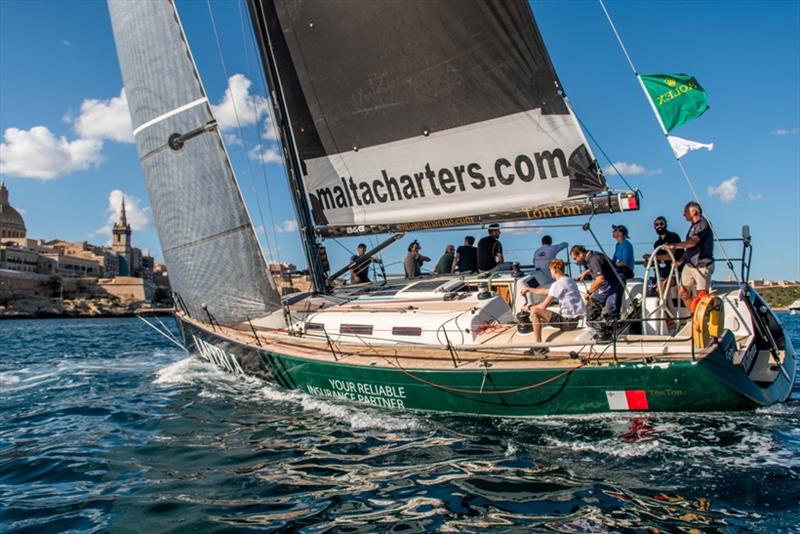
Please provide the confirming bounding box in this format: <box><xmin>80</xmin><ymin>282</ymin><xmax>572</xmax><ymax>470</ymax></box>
<box><xmin>108</xmin><ymin>0</ymin><xmax>281</xmax><ymax>324</ymax></box>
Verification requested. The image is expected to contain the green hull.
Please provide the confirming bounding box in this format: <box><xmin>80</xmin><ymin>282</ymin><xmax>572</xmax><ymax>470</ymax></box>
<box><xmin>178</xmin><ymin>318</ymin><xmax>795</xmax><ymax>416</ymax></box>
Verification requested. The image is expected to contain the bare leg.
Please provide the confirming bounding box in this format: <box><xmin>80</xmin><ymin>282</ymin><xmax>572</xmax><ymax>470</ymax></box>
<box><xmin>679</xmin><ymin>284</ymin><xmax>693</xmax><ymax>311</ymax></box>
<box><xmin>531</xmin><ymin>308</ymin><xmax>553</xmax><ymax>343</ymax></box>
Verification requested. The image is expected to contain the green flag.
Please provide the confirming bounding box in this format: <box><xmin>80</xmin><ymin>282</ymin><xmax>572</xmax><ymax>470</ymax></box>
<box><xmin>640</xmin><ymin>73</ymin><xmax>709</xmax><ymax>132</ymax></box>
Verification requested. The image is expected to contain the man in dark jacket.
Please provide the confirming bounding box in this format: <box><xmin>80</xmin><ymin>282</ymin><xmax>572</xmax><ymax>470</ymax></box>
<box><xmin>572</xmin><ymin>245</ymin><xmax>623</xmax><ymax>342</ymax></box>
<box><xmin>648</xmin><ymin>216</ymin><xmax>682</xmax><ymax>280</ymax></box>
<box><xmin>477</xmin><ymin>224</ymin><xmax>504</xmax><ymax>271</ymax></box>
<box><xmin>453</xmin><ymin>236</ymin><xmax>478</xmax><ymax>273</ymax></box>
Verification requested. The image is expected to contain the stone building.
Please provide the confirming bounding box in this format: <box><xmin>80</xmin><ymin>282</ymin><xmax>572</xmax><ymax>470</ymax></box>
<box><xmin>0</xmin><ymin>181</ymin><xmax>26</xmax><ymax>240</ymax></box>
<box><xmin>112</xmin><ymin>197</ymin><xmax>134</xmax><ymax>275</ymax></box>
<box><xmin>0</xmin><ymin>183</ymin><xmax>162</xmax><ymax>294</ymax></box>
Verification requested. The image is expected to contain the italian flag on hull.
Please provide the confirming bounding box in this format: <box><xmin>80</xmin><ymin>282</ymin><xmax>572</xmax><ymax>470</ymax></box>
<box><xmin>606</xmin><ymin>390</ymin><xmax>650</xmax><ymax>411</ymax></box>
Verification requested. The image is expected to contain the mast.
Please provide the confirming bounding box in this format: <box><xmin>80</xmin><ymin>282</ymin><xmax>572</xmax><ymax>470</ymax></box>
<box><xmin>246</xmin><ymin>0</ymin><xmax>326</xmax><ymax>293</ymax></box>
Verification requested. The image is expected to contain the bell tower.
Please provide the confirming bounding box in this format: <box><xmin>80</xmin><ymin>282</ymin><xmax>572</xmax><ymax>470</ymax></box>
<box><xmin>112</xmin><ymin>196</ymin><xmax>132</xmax><ymax>258</ymax></box>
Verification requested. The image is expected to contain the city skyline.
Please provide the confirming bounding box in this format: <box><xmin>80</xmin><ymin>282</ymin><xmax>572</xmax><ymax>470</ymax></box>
<box><xmin>1</xmin><ymin>0</ymin><xmax>798</xmax><ymax>280</ymax></box>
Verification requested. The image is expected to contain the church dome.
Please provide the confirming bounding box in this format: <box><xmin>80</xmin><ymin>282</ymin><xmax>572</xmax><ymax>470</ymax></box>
<box><xmin>0</xmin><ymin>182</ymin><xmax>27</xmax><ymax>239</ymax></box>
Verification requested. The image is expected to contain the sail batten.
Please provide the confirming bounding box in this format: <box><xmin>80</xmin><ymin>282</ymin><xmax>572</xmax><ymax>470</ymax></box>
<box><xmin>108</xmin><ymin>0</ymin><xmax>281</xmax><ymax>324</ymax></box>
<box><xmin>253</xmin><ymin>0</ymin><xmax>611</xmax><ymax>235</ymax></box>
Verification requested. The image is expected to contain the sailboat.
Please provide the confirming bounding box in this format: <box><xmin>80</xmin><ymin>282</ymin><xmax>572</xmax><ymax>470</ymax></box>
<box><xmin>108</xmin><ymin>0</ymin><xmax>795</xmax><ymax>416</ymax></box>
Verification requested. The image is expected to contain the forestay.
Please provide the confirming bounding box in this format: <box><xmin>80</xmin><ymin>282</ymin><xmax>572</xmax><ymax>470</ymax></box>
<box><xmin>108</xmin><ymin>0</ymin><xmax>281</xmax><ymax>324</ymax></box>
<box><xmin>251</xmin><ymin>0</ymin><xmax>627</xmax><ymax>237</ymax></box>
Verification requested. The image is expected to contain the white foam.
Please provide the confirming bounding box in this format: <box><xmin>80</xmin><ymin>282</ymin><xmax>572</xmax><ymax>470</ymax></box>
<box><xmin>0</xmin><ymin>371</ymin><xmax>21</xmax><ymax>386</ymax></box>
<box><xmin>504</xmin><ymin>442</ymin><xmax>519</xmax><ymax>457</ymax></box>
<box><xmin>154</xmin><ymin>356</ymin><xmax>425</xmax><ymax>432</ymax></box>
<box><xmin>259</xmin><ymin>383</ymin><xmax>424</xmax><ymax>432</ymax></box>
<box><xmin>153</xmin><ymin>356</ymin><xmax>205</xmax><ymax>385</ymax></box>
<box><xmin>544</xmin><ymin>435</ymin><xmax>661</xmax><ymax>458</ymax></box>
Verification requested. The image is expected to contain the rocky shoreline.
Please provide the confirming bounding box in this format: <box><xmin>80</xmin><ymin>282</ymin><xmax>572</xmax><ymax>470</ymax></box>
<box><xmin>0</xmin><ymin>296</ymin><xmax>172</xmax><ymax>319</ymax></box>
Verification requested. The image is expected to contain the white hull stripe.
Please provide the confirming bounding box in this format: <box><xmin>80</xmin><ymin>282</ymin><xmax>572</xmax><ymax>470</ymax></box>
<box><xmin>132</xmin><ymin>96</ymin><xmax>209</xmax><ymax>137</ymax></box>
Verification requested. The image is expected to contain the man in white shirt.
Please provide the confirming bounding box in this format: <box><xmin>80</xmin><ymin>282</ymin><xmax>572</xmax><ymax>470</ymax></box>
<box><xmin>533</xmin><ymin>235</ymin><xmax>568</xmax><ymax>281</ymax></box>
<box><xmin>521</xmin><ymin>259</ymin><xmax>586</xmax><ymax>343</ymax></box>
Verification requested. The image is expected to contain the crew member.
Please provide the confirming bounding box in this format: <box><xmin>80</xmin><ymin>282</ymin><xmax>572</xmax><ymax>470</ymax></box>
<box><xmin>520</xmin><ymin>259</ymin><xmax>585</xmax><ymax>344</ymax></box>
<box><xmin>669</xmin><ymin>201</ymin><xmax>715</xmax><ymax>310</ymax></box>
<box><xmin>571</xmin><ymin>245</ymin><xmax>623</xmax><ymax>342</ymax></box>
<box><xmin>403</xmin><ymin>240</ymin><xmax>430</xmax><ymax>279</ymax></box>
<box><xmin>533</xmin><ymin>235</ymin><xmax>568</xmax><ymax>281</ymax></box>
<box><xmin>477</xmin><ymin>224</ymin><xmax>504</xmax><ymax>271</ymax></box>
<box><xmin>453</xmin><ymin>236</ymin><xmax>478</xmax><ymax>273</ymax></box>
<box><xmin>434</xmin><ymin>245</ymin><xmax>456</xmax><ymax>274</ymax></box>
<box><xmin>611</xmin><ymin>225</ymin><xmax>634</xmax><ymax>280</ymax></box>
<box><xmin>349</xmin><ymin>243</ymin><xmax>371</xmax><ymax>284</ymax></box>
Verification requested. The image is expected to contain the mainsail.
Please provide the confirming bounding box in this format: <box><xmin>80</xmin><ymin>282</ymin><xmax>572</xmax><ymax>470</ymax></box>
<box><xmin>249</xmin><ymin>0</ymin><xmax>633</xmax><ymax>237</ymax></box>
<box><xmin>108</xmin><ymin>0</ymin><xmax>281</xmax><ymax>324</ymax></box>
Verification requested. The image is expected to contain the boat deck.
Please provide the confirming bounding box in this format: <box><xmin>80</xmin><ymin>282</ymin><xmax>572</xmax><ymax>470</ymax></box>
<box><xmin>183</xmin><ymin>313</ymin><xmax>715</xmax><ymax>372</ymax></box>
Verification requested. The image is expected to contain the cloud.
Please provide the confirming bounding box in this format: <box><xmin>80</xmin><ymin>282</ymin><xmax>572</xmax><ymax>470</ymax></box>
<box><xmin>60</xmin><ymin>40</ymin><xmax>72</xmax><ymax>47</ymax></box>
<box><xmin>500</xmin><ymin>221</ymin><xmax>542</xmax><ymax>235</ymax></box>
<box><xmin>223</xmin><ymin>133</ymin><xmax>242</xmax><ymax>146</ymax></box>
<box><xmin>603</xmin><ymin>162</ymin><xmax>662</xmax><ymax>176</ymax></box>
<box><xmin>262</xmin><ymin>119</ymin><xmax>279</xmax><ymax>140</ymax></box>
<box><xmin>210</xmin><ymin>74</ymin><xmax>270</xmax><ymax>130</ymax></box>
<box><xmin>275</xmin><ymin>219</ymin><xmax>299</xmax><ymax>233</ymax></box>
<box><xmin>249</xmin><ymin>144</ymin><xmax>283</xmax><ymax>164</ymax></box>
<box><xmin>0</xmin><ymin>126</ymin><xmax>103</xmax><ymax>180</ymax></box>
<box><xmin>747</xmin><ymin>192</ymin><xmax>763</xmax><ymax>201</ymax></box>
<box><xmin>74</xmin><ymin>88</ymin><xmax>134</xmax><ymax>143</ymax></box>
<box><xmin>92</xmin><ymin>189</ymin><xmax>151</xmax><ymax>237</ymax></box>
<box><xmin>1</xmin><ymin>88</ymin><xmax>135</xmax><ymax>180</ymax></box>
<box><xmin>771</xmin><ymin>127</ymin><xmax>798</xmax><ymax>136</ymax></box>
<box><xmin>707</xmin><ymin>176</ymin><xmax>739</xmax><ymax>203</ymax></box>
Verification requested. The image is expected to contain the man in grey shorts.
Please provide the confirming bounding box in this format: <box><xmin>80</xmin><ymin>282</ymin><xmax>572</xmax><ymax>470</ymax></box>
<box><xmin>668</xmin><ymin>201</ymin><xmax>715</xmax><ymax>309</ymax></box>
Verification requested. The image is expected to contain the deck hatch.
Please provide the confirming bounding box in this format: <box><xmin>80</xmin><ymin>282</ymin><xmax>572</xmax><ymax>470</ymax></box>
<box><xmin>340</xmin><ymin>324</ymin><xmax>374</xmax><ymax>335</ymax></box>
<box><xmin>392</xmin><ymin>326</ymin><xmax>422</xmax><ymax>336</ymax></box>
<box><xmin>404</xmin><ymin>280</ymin><xmax>447</xmax><ymax>292</ymax></box>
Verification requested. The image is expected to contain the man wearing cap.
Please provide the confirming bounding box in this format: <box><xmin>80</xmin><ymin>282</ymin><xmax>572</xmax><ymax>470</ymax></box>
<box><xmin>477</xmin><ymin>224</ymin><xmax>504</xmax><ymax>271</ymax></box>
<box><xmin>571</xmin><ymin>245</ymin><xmax>622</xmax><ymax>342</ymax></box>
<box><xmin>611</xmin><ymin>224</ymin><xmax>635</xmax><ymax>280</ymax></box>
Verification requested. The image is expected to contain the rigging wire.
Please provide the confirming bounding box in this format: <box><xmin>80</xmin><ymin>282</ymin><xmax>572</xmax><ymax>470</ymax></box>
<box><xmin>246</xmin><ymin>0</ymin><xmax>327</xmax><ymax>281</ymax></box>
<box><xmin>597</xmin><ymin>0</ymin><xmax>741</xmax><ymax>284</ymax></box>
<box><xmin>205</xmin><ymin>0</ymin><xmax>280</xmax><ymax>267</ymax></box>
<box><xmin>573</xmin><ymin>113</ymin><xmax>638</xmax><ymax>195</ymax></box>
<box><xmin>236</xmin><ymin>0</ymin><xmax>284</xmax><ymax>267</ymax></box>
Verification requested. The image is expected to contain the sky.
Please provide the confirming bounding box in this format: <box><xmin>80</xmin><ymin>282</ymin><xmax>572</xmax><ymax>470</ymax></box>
<box><xmin>1</xmin><ymin>0</ymin><xmax>798</xmax><ymax>282</ymax></box>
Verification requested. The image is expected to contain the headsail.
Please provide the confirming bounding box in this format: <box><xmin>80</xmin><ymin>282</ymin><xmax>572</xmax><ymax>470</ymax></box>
<box><xmin>108</xmin><ymin>0</ymin><xmax>281</xmax><ymax>324</ymax></box>
<box><xmin>250</xmin><ymin>0</ymin><xmax>631</xmax><ymax>237</ymax></box>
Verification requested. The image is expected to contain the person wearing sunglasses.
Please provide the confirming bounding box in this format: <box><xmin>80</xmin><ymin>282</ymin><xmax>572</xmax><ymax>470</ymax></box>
<box><xmin>434</xmin><ymin>245</ymin><xmax>456</xmax><ymax>274</ymax></box>
<box><xmin>648</xmin><ymin>216</ymin><xmax>683</xmax><ymax>280</ymax></box>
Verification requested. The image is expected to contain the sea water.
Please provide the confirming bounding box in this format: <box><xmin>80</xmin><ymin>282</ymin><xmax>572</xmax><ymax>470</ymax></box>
<box><xmin>1</xmin><ymin>316</ymin><xmax>798</xmax><ymax>532</ymax></box>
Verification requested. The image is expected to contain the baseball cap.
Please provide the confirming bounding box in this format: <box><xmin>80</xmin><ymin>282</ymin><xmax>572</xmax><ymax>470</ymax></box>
<box><xmin>612</xmin><ymin>224</ymin><xmax>629</xmax><ymax>237</ymax></box>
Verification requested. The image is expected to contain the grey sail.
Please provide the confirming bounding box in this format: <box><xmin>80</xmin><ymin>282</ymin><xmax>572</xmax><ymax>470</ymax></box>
<box><xmin>108</xmin><ymin>0</ymin><xmax>280</xmax><ymax>325</ymax></box>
